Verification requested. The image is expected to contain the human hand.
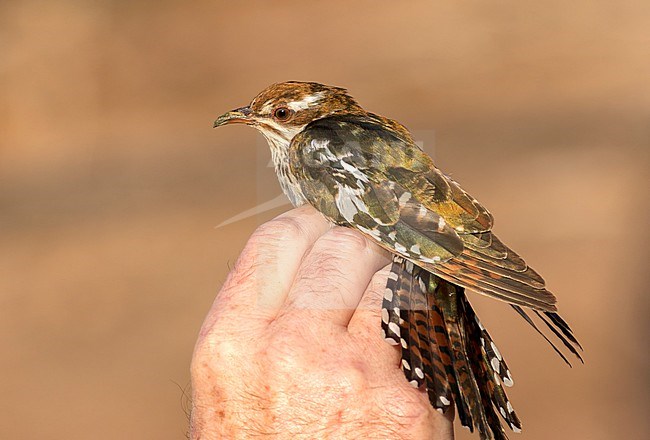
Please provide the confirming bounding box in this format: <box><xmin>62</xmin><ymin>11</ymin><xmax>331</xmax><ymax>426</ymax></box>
<box><xmin>190</xmin><ymin>204</ymin><xmax>454</xmax><ymax>439</ymax></box>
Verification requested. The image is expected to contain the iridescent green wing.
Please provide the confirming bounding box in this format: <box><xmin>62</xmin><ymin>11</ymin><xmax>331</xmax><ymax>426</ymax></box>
<box><xmin>288</xmin><ymin>115</ymin><xmax>464</xmax><ymax>264</ymax></box>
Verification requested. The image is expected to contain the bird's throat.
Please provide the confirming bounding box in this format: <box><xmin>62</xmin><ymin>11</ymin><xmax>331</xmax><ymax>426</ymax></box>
<box><xmin>265</xmin><ymin>136</ymin><xmax>307</xmax><ymax>207</ymax></box>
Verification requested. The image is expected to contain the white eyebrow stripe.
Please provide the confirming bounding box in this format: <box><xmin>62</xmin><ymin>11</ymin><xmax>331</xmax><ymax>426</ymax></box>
<box><xmin>286</xmin><ymin>92</ymin><xmax>325</xmax><ymax>111</ymax></box>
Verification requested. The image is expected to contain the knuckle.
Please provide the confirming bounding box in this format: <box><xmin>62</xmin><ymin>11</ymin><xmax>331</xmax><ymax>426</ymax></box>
<box><xmin>264</xmin><ymin>318</ymin><xmax>311</xmax><ymax>352</ymax></box>
<box><xmin>296</xmin><ymin>257</ymin><xmax>350</xmax><ymax>299</ymax></box>
<box><xmin>191</xmin><ymin>339</ymin><xmax>224</xmax><ymax>379</ymax></box>
<box><xmin>192</xmin><ymin>331</ymin><xmax>258</xmax><ymax>383</ymax></box>
<box><xmin>193</xmin><ymin>332</ymin><xmax>238</xmax><ymax>366</ymax></box>
<box><xmin>229</xmin><ymin>216</ymin><xmax>309</xmax><ymax>285</ymax></box>
<box><xmin>252</xmin><ymin>216</ymin><xmax>307</xmax><ymax>244</ymax></box>
<box><xmin>334</xmin><ymin>362</ymin><xmax>370</xmax><ymax>393</ymax></box>
<box><xmin>261</xmin><ymin>329</ymin><xmax>307</xmax><ymax>372</ymax></box>
<box><xmin>319</xmin><ymin>226</ymin><xmax>369</xmax><ymax>254</ymax></box>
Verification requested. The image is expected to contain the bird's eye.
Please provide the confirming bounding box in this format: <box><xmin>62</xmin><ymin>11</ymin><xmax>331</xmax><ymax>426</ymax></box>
<box><xmin>273</xmin><ymin>107</ymin><xmax>292</xmax><ymax>121</ymax></box>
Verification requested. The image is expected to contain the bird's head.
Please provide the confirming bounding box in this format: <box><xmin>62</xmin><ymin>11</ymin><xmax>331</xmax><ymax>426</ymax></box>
<box><xmin>214</xmin><ymin>81</ymin><xmax>363</xmax><ymax>147</ymax></box>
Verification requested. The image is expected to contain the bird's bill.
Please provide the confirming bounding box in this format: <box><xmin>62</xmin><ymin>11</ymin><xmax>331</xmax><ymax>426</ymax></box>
<box><xmin>213</xmin><ymin>106</ymin><xmax>252</xmax><ymax>127</ymax></box>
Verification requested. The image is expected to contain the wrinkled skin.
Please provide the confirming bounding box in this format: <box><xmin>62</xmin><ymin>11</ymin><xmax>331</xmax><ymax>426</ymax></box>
<box><xmin>190</xmin><ymin>205</ymin><xmax>454</xmax><ymax>439</ymax></box>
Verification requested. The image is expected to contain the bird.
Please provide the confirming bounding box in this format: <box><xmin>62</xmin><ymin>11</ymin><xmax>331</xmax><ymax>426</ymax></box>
<box><xmin>213</xmin><ymin>81</ymin><xmax>582</xmax><ymax>439</ymax></box>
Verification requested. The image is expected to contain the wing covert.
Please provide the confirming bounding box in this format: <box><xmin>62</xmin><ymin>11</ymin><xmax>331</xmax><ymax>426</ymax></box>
<box><xmin>288</xmin><ymin>114</ymin><xmax>553</xmax><ymax>311</ymax></box>
<box><xmin>288</xmin><ymin>115</ymin><xmax>464</xmax><ymax>263</ymax></box>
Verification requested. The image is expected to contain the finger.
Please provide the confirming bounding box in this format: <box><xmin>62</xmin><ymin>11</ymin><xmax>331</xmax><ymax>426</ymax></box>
<box><xmin>347</xmin><ymin>263</ymin><xmax>393</xmax><ymax>332</ymax></box>
<box><xmin>204</xmin><ymin>205</ymin><xmax>331</xmax><ymax>333</ymax></box>
<box><xmin>279</xmin><ymin>226</ymin><xmax>390</xmax><ymax>327</ymax></box>
<box><xmin>347</xmin><ymin>264</ymin><xmax>401</xmax><ymax>366</ymax></box>
<box><xmin>348</xmin><ymin>268</ymin><xmax>456</xmax><ymax>436</ymax></box>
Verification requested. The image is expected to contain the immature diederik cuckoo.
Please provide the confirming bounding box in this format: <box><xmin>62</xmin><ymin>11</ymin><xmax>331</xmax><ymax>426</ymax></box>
<box><xmin>214</xmin><ymin>81</ymin><xmax>582</xmax><ymax>439</ymax></box>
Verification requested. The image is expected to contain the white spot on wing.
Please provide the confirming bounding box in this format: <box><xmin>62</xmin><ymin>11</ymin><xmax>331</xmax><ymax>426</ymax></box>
<box><xmin>340</xmin><ymin>160</ymin><xmax>369</xmax><ymax>182</ymax></box>
<box><xmin>357</xmin><ymin>225</ymin><xmax>381</xmax><ymax>239</ymax></box>
<box><xmin>437</xmin><ymin>216</ymin><xmax>446</xmax><ymax>231</ymax></box>
<box><xmin>307</xmin><ymin>138</ymin><xmax>329</xmax><ymax>153</ymax></box>
<box><xmin>398</xmin><ymin>192</ymin><xmax>412</xmax><ymax>206</ymax></box>
<box><xmin>335</xmin><ymin>182</ymin><xmax>368</xmax><ymax>223</ymax></box>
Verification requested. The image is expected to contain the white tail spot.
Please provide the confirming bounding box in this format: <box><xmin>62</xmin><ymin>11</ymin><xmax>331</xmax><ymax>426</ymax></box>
<box><xmin>381</xmin><ymin>308</ymin><xmax>389</xmax><ymax>324</ymax></box>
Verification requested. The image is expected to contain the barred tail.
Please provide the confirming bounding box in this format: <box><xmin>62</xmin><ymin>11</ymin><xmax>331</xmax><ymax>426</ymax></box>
<box><xmin>382</xmin><ymin>255</ymin><xmax>523</xmax><ymax>439</ymax></box>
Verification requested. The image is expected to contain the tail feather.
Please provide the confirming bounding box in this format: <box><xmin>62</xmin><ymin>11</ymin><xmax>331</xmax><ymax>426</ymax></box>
<box><xmin>464</xmin><ymin>328</ymin><xmax>512</xmax><ymax>440</ymax></box>
<box><xmin>460</xmin><ymin>295</ymin><xmax>521</xmax><ymax>434</ymax></box>
<box><xmin>408</xmin><ymin>267</ymin><xmax>447</xmax><ymax>402</ymax></box>
<box><xmin>458</xmin><ymin>295</ymin><xmax>515</xmax><ymax>389</ymax></box>
<box><xmin>381</xmin><ymin>257</ymin><xmax>403</xmax><ymax>346</ymax></box>
<box><xmin>388</xmin><ymin>257</ymin><xmax>455</xmax><ymax>408</ymax></box>
<box><xmin>434</xmin><ymin>279</ymin><xmax>491</xmax><ymax>437</ymax></box>
<box><xmin>397</xmin><ymin>260</ymin><xmax>427</xmax><ymax>387</ymax></box>
<box><xmin>405</xmin><ymin>308</ymin><xmax>427</xmax><ymax>387</ymax></box>
<box><xmin>384</xmin><ymin>256</ymin><xmax>581</xmax><ymax>440</ymax></box>
<box><xmin>422</xmin><ymin>272</ymin><xmax>456</xmax><ymax>414</ymax></box>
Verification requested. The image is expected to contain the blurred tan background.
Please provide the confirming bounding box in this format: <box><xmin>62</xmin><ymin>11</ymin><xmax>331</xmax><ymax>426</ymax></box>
<box><xmin>1</xmin><ymin>1</ymin><xmax>649</xmax><ymax>439</ymax></box>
